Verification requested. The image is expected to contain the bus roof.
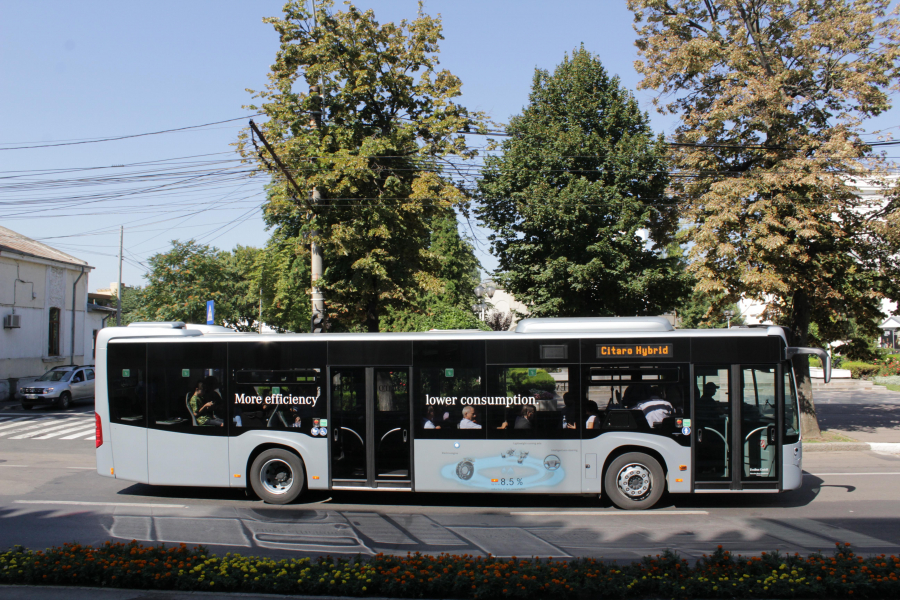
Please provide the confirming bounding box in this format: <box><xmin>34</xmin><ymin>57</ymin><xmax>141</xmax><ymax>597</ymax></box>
<box><xmin>98</xmin><ymin>318</ymin><xmax>790</xmax><ymax>347</ymax></box>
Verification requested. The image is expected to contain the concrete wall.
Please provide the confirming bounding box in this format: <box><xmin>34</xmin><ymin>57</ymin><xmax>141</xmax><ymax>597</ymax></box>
<box><xmin>0</xmin><ymin>254</ymin><xmax>90</xmax><ymax>385</ymax></box>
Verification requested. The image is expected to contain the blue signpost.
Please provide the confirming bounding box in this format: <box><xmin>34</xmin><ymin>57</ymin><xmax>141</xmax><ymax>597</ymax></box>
<box><xmin>206</xmin><ymin>300</ymin><xmax>215</xmax><ymax>325</ymax></box>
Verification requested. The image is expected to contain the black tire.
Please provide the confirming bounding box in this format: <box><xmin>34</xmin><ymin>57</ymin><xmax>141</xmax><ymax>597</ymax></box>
<box><xmin>21</xmin><ymin>403</ymin><xmax>33</xmax><ymax>411</ymax></box>
<box><xmin>58</xmin><ymin>392</ymin><xmax>72</xmax><ymax>410</ymax></box>
<box><xmin>604</xmin><ymin>452</ymin><xmax>665</xmax><ymax>510</ymax></box>
<box><xmin>249</xmin><ymin>448</ymin><xmax>305</xmax><ymax>505</ymax></box>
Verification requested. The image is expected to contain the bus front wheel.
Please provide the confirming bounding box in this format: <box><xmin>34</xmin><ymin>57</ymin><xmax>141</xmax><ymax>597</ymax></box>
<box><xmin>604</xmin><ymin>452</ymin><xmax>665</xmax><ymax>510</ymax></box>
<box><xmin>249</xmin><ymin>449</ymin><xmax>305</xmax><ymax>504</ymax></box>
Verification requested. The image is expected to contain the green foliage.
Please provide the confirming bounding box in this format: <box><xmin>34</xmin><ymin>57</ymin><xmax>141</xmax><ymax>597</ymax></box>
<box><xmin>125</xmin><ymin>241</ymin><xmax>263</xmax><ymax>331</ymax></box>
<box><xmin>842</xmin><ymin>361</ymin><xmax>879</xmax><ymax>379</ymax></box>
<box><xmin>240</xmin><ymin>0</ymin><xmax>487</xmax><ymax>332</ymax></box>
<box><xmin>3</xmin><ymin>541</ymin><xmax>899</xmax><ymax>599</ymax></box>
<box><xmin>477</xmin><ymin>47</ymin><xmax>690</xmax><ymax>318</ymax></box>
<box><xmin>506</xmin><ymin>368</ymin><xmax>555</xmax><ymax>395</ymax></box>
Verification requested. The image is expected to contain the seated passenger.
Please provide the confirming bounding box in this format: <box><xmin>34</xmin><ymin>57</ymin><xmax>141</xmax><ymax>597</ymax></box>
<box><xmin>634</xmin><ymin>386</ymin><xmax>675</xmax><ymax>428</ymax></box>
<box><xmin>514</xmin><ymin>405</ymin><xmax>536</xmax><ymax>429</ymax></box>
<box><xmin>422</xmin><ymin>406</ymin><xmax>441</xmax><ymax>429</ymax></box>
<box><xmin>585</xmin><ymin>401</ymin><xmax>601</xmax><ymax>429</ymax></box>
<box><xmin>459</xmin><ymin>405</ymin><xmax>482</xmax><ymax>429</ymax></box>
<box><xmin>562</xmin><ymin>392</ymin><xmax>578</xmax><ymax>429</ymax></box>
<box><xmin>189</xmin><ymin>381</ymin><xmax>223</xmax><ymax>427</ymax></box>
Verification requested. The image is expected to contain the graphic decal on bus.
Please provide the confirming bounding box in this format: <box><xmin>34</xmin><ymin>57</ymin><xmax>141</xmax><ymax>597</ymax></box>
<box><xmin>234</xmin><ymin>388</ymin><xmax>321</xmax><ymax>406</ymax></box>
<box><xmin>425</xmin><ymin>394</ymin><xmax>538</xmax><ymax>408</ymax></box>
<box><xmin>440</xmin><ymin>449</ymin><xmax>566</xmax><ymax>490</ymax></box>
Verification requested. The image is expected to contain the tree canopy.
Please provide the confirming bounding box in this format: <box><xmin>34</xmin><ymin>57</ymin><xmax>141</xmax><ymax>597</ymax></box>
<box><xmin>477</xmin><ymin>47</ymin><xmax>690</xmax><ymax>317</ymax></box>
<box><xmin>239</xmin><ymin>0</ymin><xmax>486</xmax><ymax>332</ymax></box>
<box><xmin>628</xmin><ymin>0</ymin><xmax>900</xmax><ymax>436</ymax></box>
<box><xmin>124</xmin><ymin>240</ymin><xmax>262</xmax><ymax>331</ymax></box>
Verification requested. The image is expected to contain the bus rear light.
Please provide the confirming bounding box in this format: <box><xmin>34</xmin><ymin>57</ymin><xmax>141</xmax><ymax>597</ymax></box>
<box><xmin>679</xmin><ymin>465</ymin><xmax>687</xmax><ymax>471</ymax></box>
<box><xmin>95</xmin><ymin>412</ymin><xmax>103</xmax><ymax>448</ymax></box>
<box><xmin>312</xmin><ymin>476</ymin><xmax>320</xmax><ymax>480</ymax></box>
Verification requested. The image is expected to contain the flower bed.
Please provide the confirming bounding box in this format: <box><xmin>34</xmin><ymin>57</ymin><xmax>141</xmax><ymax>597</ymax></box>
<box><xmin>1</xmin><ymin>541</ymin><xmax>899</xmax><ymax>598</ymax></box>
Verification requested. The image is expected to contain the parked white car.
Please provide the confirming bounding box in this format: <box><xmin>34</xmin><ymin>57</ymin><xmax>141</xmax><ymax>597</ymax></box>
<box><xmin>19</xmin><ymin>365</ymin><xmax>95</xmax><ymax>410</ymax></box>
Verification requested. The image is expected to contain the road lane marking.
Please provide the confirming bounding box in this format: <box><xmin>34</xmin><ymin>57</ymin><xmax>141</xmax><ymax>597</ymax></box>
<box><xmin>8</xmin><ymin>419</ymin><xmax>92</xmax><ymax>439</ymax></box>
<box><xmin>14</xmin><ymin>500</ymin><xmax>189</xmax><ymax>509</ymax></box>
<box><xmin>0</xmin><ymin>465</ymin><xmax>28</xmax><ymax>468</ymax></box>
<box><xmin>511</xmin><ymin>510</ymin><xmax>709</xmax><ymax>516</ymax></box>
<box><xmin>65</xmin><ymin>467</ymin><xmax>95</xmax><ymax>470</ymax></box>
<box><xmin>0</xmin><ymin>417</ymin><xmax>50</xmax><ymax>431</ymax></box>
<box><xmin>0</xmin><ymin>418</ymin><xmax>88</xmax><ymax>437</ymax></box>
<box><xmin>56</xmin><ymin>427</ymin><xmax>99</xmax><ymax>440</ymax></box>
<box><xmin>26</xmin><ymin>424</ymin><xmax>95</xmax><ymax>440</ymax></box>
<box><xmin>805</xmin><ymin>472</ymin><xmax>900</xmax><ymax>476</ymax></box>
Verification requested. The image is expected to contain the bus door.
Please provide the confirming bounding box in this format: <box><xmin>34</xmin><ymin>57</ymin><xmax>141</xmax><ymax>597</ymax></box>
<box><xmin>693</xmin><ymin>365</ymin><xmax>781</xmax><ymax>490</ymax></box>
<box><xmin>329</xmin><ymin>367</ymin><xmax>411</xmax><ymax>488</ymax></box>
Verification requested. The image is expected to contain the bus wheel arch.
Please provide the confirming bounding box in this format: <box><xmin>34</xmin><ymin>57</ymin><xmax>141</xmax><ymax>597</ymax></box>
<box><xmin>247</xmin><ymin>444</ymin><xmax>308</xmax><ymax>505</ymax></box>
<box><xmin>602</xmin><ymin>446</ymin><xmax>667</xmax><ymax>510</ymax></box>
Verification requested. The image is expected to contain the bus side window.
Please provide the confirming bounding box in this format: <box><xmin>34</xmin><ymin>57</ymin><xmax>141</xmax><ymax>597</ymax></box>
<box><xmin>415</xmin><ymin>368</ymin><xmax>484</xmax><ymax>439</ymax></box>
<box><xmin>147</xmin><ymin>343</ymin><xmax>226</xmax><ymax>435</ymax></box>
<box><xmin>485</xmin><ymin>366</ymin><xmax>575</xmax><ymax>440</ymax></box>
<box><xmin>231</xmin><ymin>369</ymin><xmax>324</xmax><ymax>435</ymax></box>
<box><xmin>107</xmin><ymin>342</ymin><xmax>146</xmax><ymax>427</ymax></box>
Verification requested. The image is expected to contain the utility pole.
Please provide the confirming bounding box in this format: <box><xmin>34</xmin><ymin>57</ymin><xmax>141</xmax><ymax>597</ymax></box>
<box><xmin>309</xmin><ymin>84</ymin><xmax>325</xmax><ymax>333</ymax></box>
<box><xmin>248</xmin><ymin>119</ymin><xmax>325</xmax><ymax>334</ymax></box>
<box><xmin>116</xmin><ymin>226</ymin><xmax>123</xmax><ymax>326</ymax></box>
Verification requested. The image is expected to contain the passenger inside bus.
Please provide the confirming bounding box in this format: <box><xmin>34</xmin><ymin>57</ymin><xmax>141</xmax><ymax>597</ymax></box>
<box><xmin>584</xmin><ymin>400</ymin><xmax>601</xmax><ymax>428</ymax></box>
<box><xmin>422</xmin><ymin>406</ymin><xmax>441</xmax><ymax>429</ymax></box>
<box><xmin>633</xmin><ymin>386</ymin><xmax>675</xmax><ymax>428</ymax></box>
<box><xmin>189</xmin><ymin>381</ymin><xmax>223</xmax><ymax>427</ymax></box>
<box><xmin>459</xmin><ymin>405</ymin><xmax>482</xmax><ymax>429</ymax></box>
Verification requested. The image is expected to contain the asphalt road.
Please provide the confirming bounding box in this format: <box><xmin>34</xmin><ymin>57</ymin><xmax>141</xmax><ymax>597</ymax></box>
<box><xmin>2</xmin><ymin>403</ymin><xmax>900</xmax><ymax>562</ymax></box>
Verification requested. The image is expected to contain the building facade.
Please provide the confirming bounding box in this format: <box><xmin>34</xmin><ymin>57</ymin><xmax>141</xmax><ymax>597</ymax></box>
<box><xmin>0</xmin><ymin>226</ymin><xmax>94</xmax><ymax>400</ymax></box>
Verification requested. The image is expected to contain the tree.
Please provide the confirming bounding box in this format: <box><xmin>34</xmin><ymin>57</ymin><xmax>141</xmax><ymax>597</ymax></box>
<box><xmin>476</xmin><ymin>47</ymin><xmax>691</xmax><ymax>318</ymax></box>
<box><xmin>128</xmin><ymin>240</ymin><xmax>259</xmax><ymax>331</ymax></box>
<box><xmin>239</xmin><ymin>0</ymin><xmax>486</xmax><ymax>332</ymax></box>
<box><xmin>629</xmin><ymin>0</ymin><xmax>900</xmax><ymax>437</ymax></box>
<box><xmin>379</xmin><ymin>210</ymin><xmax>487</xmax><ymax>332</ymax></box>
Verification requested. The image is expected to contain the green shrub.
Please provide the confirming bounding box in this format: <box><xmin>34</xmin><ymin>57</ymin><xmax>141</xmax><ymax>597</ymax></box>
<box><xmin>842</xmin><ymin>361</ymin><xmax>879</xmax><ymax>379</ymax></box>
<box><xmin>1</xmin><ymin>542</ymin><xmax>899</xmax><ymax>599</ymax></box>
<box><xmin>808</xmin><ymin>356</ymin><xmax>822</xmax><ymax>368</ymax></box>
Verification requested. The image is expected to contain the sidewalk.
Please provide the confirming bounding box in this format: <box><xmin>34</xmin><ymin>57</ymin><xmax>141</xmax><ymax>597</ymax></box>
<box><xmin>805</xmin><ymin>383</ymin><xmax>900</xmax><ymax>453</ymax></box>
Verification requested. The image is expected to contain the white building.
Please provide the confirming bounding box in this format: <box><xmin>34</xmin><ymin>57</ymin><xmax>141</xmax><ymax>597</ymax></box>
<box><xmin>0</xmin><ymin>226</ymin><xmax>94</xmax><ymax>400</ymax></box>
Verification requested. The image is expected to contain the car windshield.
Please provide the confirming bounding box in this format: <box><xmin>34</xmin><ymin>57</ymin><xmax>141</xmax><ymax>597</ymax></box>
<box><xmin>37</xmin><ymin>370</ymin><xmax>71</xmax><ymax>382</ymax></box>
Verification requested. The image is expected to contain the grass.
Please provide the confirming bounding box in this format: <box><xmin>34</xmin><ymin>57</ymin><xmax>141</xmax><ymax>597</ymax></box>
<box><xmin>804</xmin><ymin>430</ymin><xmax>858</xmax><ymax>444</ymax></box>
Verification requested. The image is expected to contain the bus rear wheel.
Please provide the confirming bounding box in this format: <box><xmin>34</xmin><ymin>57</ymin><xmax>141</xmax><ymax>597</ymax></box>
<box><xmin>249</xmin><ymin>449</ymin><xmax>305</xmax><ymax>505</ymax></box>
<box><xmin>604</xmin><ymin>452</ymin><xmax>665</xmax><ymax>510</ymax></box>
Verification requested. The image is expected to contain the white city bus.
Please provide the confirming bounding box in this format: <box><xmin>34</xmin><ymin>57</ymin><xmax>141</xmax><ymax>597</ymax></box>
<box><xmin>94</xmin><ymin>317</ymin><xmax>829</xmax><ymax>509</ymax></box>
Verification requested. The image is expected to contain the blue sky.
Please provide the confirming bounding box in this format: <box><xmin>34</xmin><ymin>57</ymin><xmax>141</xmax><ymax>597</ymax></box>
<box><xmin>1</xmin><ymin>0</ymin><xmax>898</xmax><ymax>292</ymax></box>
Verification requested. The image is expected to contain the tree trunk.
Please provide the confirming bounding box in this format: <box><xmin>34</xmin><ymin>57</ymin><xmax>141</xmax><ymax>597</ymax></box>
<box><xmin>366</xmin><ymin>293</ymin><xmax>379</xmax><ymax>333</ymax></box>
<box><xmin>788</xmin><ymin>289</ymin><xmax>823</xmax><ymax>439</ymax></box>
<box><xmin>376</xmin><ymin>370</ymin><xmax>396</xmax><ymax>411</ymax></box>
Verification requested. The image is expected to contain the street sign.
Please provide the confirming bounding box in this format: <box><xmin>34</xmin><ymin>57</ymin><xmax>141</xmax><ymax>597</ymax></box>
<box><xmin>528</xmin><ymin>368</ymin><xmax>537</xmax><ymax>376</ymax></box>
<box><xmin>206</xmin><ymin>300</ymin><xmax>215</xmax><ymax>325</ymax></box>
<box><xmin>445</xmin><ymin>368</ymin><xmax>454</xmax><ymax>377</ymax></box>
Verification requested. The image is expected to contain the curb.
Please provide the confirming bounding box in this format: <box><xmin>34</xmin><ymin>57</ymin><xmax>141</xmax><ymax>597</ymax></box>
<box><xmin>804</xmin><ymin>441</ymin><xmax>900</xmax><ymax>453</ymax></box>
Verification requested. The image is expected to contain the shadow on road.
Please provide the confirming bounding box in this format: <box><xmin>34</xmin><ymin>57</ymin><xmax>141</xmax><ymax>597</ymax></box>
<box><xmin>114</xmin><ymin>474</ymin><xmax>824</xmax><ymax>512</ymax></box>
<box><xmin>817</xmin><ymin>403</ymin><xmax>900</xmax><ymax>435</ymax></box>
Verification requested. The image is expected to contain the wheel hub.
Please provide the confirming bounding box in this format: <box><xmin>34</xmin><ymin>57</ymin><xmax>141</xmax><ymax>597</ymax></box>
<box><xmin>616</xmin><ymin>463</ymin><xmax>652</xmax><ymax>499</ymax></box>
<box><xmin>260</xmin><ymin>459</ymin><xmax>293</xmax><ymax>495</ymax></box>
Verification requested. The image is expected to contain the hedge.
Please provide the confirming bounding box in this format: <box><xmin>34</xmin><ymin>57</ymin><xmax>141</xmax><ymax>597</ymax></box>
<box><xmin>2</xmin><ymin>541</ymin><xmax>899</xmax><ymax>598</ymax></box>
<box><xmin>842</xmin><ymin>361</ymin><xmax>879</xmax><ymax>379</ymax></box>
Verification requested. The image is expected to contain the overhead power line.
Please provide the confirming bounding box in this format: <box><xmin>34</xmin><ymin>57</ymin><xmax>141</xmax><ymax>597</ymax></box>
<box><xmin>0</xmin><ymin>115</ymin><xmax>262</xmax><ymax>151</ymax></box>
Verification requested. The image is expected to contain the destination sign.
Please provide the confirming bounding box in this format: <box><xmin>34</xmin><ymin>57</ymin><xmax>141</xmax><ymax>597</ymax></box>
<box><xmin>596</xmin><ymin>343</ymin><xmax>674</xmax><ymax>359</ymax></box>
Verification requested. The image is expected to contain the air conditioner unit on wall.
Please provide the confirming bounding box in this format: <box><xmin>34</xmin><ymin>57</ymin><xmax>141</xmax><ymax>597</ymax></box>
<box><xmin>3</xmin><ymin>314</ymin><xmax>21</xmax><ymax>329</ymax></box>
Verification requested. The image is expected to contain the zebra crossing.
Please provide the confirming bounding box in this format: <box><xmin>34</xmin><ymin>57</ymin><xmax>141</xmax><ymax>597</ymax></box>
<box><xmin>0</xmin><ymin>414</ymin><xmax>95</xmax><ymax>441</ymax></box>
